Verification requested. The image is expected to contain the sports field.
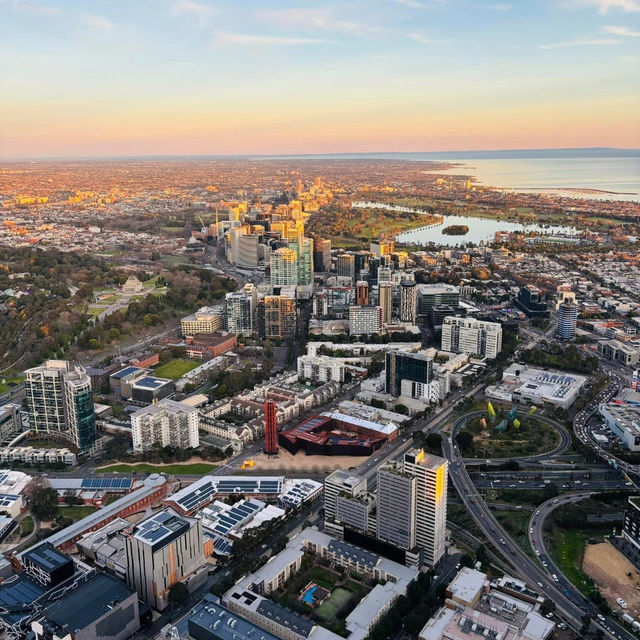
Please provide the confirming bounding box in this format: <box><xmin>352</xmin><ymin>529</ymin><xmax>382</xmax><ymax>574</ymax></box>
<box><xmin>154</xmin><ymin>359</ymin><xmax>199</xmax><ymax>379</ymax></box>
<box><xmin>313</xmin><ymin>587</ymin><xmax>353</xmax><ymax>623</ymax></box>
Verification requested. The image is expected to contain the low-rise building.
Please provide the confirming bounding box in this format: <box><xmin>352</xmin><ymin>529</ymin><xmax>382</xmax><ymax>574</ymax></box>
<box><xmin>0</xmin><ymin>446</ymin><xmax>77</xmax><ymax>465</ymax></box>
<box><xmin>599</xmin><ymin>402</ymin><xmax>640</xmax><ymax>452</ymax></box>
<box><xmin>597</xmin><ymin>339</ymin><xmax>640</xmax><ymax>367</ymax></box>
<box><xmin>297</xmin><ymin>355</ymin><xmax>346</xmax><ymax>383</ymax></box>
<box><xmin>181</xmin><ymin>306</ymin><xmax>225</xmax><ymax>337</ymax></box>
<box><xmin>31</xmin><ymin>571</ymin><xmax>140</xmax><ymax>640</ymax></box>
<box><xmin>485</xmin><ymin>363</ymin><xmax>587</xmax><ymax>410</ymax></box>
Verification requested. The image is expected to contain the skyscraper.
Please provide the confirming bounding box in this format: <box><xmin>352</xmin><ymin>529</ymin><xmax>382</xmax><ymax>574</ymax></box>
<box><xmin>557</xmin><ymin>299</ymin><xmax>578</xmax><ymax>340</ymax></box>
<box><xmin>24</xmin><ymin>360</ymin><xmax>96</xmax><ymax>451</ymax></box>
<box><xmin>376</xmin><ymin>463</ymin><xmax>417</xmax><ymax>551</ymax></box>
<box><xmin>270</xmin><ymin>247</ymin><xmax>298</xmax><ymax>287</ymax></box>
<box><xmin>264</xmin><ymin>400</ymin><xmax>278</xmax><ymax>455</ymax></box>
<box><xmin>402</xmin><ymin>449</ymin><xmax>448</xmax><ymax>567</ymax></box>
<box><xmin>257</xmin><ymin>295</ymin><xmax>296</xmax><ymax>339</ymax></box>
<box><xmin>356</xmin><ymin>280</ymin><xmax>370</xmax><ymax>306</ymax></box>
<box><xmin>288</xmin><ymin>236</ymin><xmax>313</xmax><ymax>286</ymax></box>
<box><xmin>225</xmin><ymin>284</ymin><xmax>256</xmax><ymax>337</ymax></box>
<box><xmin>399</xmin><ymin>281</ymin><xmax>417</xmax><ymax>324</ymax></box>
<box><xmin>336</xmin><ymin>253</ymin><xmax>356</xmax><ymax>280</ymax></box>
<box><xmin>379</xmin><ymin>282</ymin><xmax>392</xmax><ymax>325</ymax></box>
<box><xmin>312</xmin><ymin>237</ymin><xmax>331</xmax><ymax>272</ymax></box>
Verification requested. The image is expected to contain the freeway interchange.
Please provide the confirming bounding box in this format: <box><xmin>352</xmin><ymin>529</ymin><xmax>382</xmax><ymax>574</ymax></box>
<box><xmin>443</xmin><ymin>410</ymin><xmax>637</xmax><ymax>640</ymax></box>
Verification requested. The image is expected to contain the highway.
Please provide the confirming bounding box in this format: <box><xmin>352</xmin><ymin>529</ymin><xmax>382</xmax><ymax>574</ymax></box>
<box><xmin>527</xmin><ymin>493</ymin><xmax>635</xmax><ymax>639</ymax></box>
<box><xmin>444</xmin><ymin>412</ymin><xmax>637</xmax><ymax>640</ymax></box>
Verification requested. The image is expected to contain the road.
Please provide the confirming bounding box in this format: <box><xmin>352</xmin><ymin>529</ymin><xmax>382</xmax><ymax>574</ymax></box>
<box><xmin>527</xmin><ymin>493</ymin><xmax>635</xmax><ymax>638</ymax></box>
<box><xmin>444</xmin><ymin>412</ymin><xmax>636</xmax><ymax>640</ymax></box>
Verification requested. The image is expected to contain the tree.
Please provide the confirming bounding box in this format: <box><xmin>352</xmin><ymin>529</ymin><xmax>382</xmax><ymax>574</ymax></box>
<box><xmin>168</xmin><ymin>581</ymin><xmax>189</xmax><ymax>605</ymax></box>
<box><xmin>26</xmin><ymin>478</ymin><xmax>58</xmax><ymax>520</ymax></box>
<box><xmin>64</xmin><ymin>488</ymin><xmax>81</xmax><ymax>505</ymax></box>
<box><xmin>460</xmin><ymin>554</ymin><xmax>474</xmax><ymax>568</ymax></box>
<box><xmin>425</xmin><ymin>433</ymin><xmax>442</xmax><ymax>452</ymax></box>
<box><xmin>542</xmin><ymin>482</ymin><xmax>559</xmax><ymax>501</ymax></box>
<box><xmin>457</xmin><ymin>430</ymin><xmax>473</xmax><ymax>452</ymax></box>
<box><xmin>394</xmin><ymin>404</ymin><xmax>408</xmax><ymax>415</ymax></box>
<box><xmin>475</xmin><ymin>544</ymin><xmax>487</xmax><ymax>564</ymax></box>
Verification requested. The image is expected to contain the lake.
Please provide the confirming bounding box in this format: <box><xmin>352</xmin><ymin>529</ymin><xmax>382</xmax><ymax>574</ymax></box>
<box><xmin>353</xmin><ymin>201</ymin><xmax>576</xmax><ymax>247</ymax></box>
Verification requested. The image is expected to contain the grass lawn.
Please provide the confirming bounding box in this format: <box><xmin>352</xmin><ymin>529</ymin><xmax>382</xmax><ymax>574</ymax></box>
<box><xmin>27</xmin><ymin>440</ymin><xmax>68</xmax><ymax>449</ymax></box>
<box><xmin>95</xmin><ymin>462</ymin><xmax>218</xmax><ymax>474</ymax></box>
<box><xmin>20</xmin><ymin>516</ymin><xmax>34</xmax><ymax>537</ymax></box>
<box><xmin>548</xmin><ymin>527</ymin><xmax>596</xmax><ymax>596</ymax></box>
<box><xmin>0</xmin><ymin>375</ymin><xmax>25</xmax><ymax>395</ymax></box>
<box><xmin>154</xmin><ymin>359</ymin><xmax>199</xmax><ymax>379</ymax></box>
<box><xmin>59</xmin><ymin>505</ymin><xmax>97</xmax><ymax>522</ymax></box>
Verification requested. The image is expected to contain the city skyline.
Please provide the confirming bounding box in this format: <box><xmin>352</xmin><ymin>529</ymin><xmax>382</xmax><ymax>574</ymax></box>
<box><xmin>2</xmin><ymin>0</ymin><xmax>639</xmax><ymax>158</ymax></box>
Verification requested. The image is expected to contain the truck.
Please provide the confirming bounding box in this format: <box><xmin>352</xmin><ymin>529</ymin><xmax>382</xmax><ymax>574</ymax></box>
<box><xmin>622</xmin><ymin>613</ymin><xmax>634</xmax><ymax>624</ymax></box>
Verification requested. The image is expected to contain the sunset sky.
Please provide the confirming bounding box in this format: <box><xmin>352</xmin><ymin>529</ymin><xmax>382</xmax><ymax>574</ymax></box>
<box><xmin>1</xmin><ymin>0</ymin><xmax>639</xmax><ymax>158</ymax></box>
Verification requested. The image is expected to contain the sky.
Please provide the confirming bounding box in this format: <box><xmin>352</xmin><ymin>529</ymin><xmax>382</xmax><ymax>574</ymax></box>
<box><xmin>1</xmin><ymin>0</ymin><xmax>639</xmax><ymax>158</ymax></box>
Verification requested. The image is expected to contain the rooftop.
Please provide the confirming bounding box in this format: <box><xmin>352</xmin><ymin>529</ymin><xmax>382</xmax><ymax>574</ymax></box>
<box><xmin>39</xmin><ymin>572</ymin><xmax>135</xmax><ymax>633</ymax></box>
<box><xmin>130</xmin><ymin>508</ymin><xmax>192</xmax><ymax>548</ymax></box>
<box><xmin>447</xmin><ymin>567</ymin><xmax>488</xmax><ymax>604</ymax></box>
<box><xmin>188</xmin><ymin>594</ymin><xmax>281</xmax><ymax>640</ymax></box>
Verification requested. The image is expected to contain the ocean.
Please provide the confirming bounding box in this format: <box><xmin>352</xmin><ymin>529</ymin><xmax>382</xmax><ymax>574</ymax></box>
<box><xmin>259</xmin><ymin>148</ymin><xmax>640</xmax><ymax>202</ymax></box>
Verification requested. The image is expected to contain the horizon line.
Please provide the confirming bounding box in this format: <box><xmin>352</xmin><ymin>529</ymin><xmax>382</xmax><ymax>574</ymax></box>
<box><xmin>1</xmin><ymin>146</ymin><xmax>639</xmax><ymax>163</ymax></box>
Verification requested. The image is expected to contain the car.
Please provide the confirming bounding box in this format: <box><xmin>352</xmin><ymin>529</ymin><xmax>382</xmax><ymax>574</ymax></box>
<box><xmin>530</xmin><ymin>528</ymin><xmax>533</xmax><ymax>534</ymax></box>
<box><xmin>535</xmin><ymin>550</ymin><xmax>540</xmax><ymax>556</ymax></box>
<box><xmin>597</xmin><ymin>614</ymin><xmax>606</xmax><ymax>622</ymax></box>
<box><xmin>537</xmin><ymin>582</ymin><xmax>543</xmax><ymax>588</ymax></box>
<box><xmin>500</xmin><ymin>538</ymin><xmax>506</xmax><ymax>545</ymax></box>
<box><xmin>552</xmin><ymin>574</ymin><xmax>559</xmax><ymax>582</ymax></box>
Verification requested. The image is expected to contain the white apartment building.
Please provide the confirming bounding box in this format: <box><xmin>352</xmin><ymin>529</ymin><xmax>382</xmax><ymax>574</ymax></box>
<box><xmin>441</xmin><ymin>317</ymin><xmax>502</xmax><ymax>359</ymax></box>
<box><xmin>297</xmin><ymin>355</ymin><xmax>346</xmax><ymax>383</ymax></box>
<box><xmin>349</xmin><ymin>305</ymin><xmax>382</xmax><ymax>336</ymax></box>
<box><xmin>130</xmin><ymin>399</ymin><xmax>199</xmax><ymax>453</ymax></box>
<box><xmin>403</xmin><ymin>449</ymin><xmax>448</xmax><ymax>567</ymax></box>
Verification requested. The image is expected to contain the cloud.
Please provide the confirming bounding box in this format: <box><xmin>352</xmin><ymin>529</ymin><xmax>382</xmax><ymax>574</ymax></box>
<box><xmin>566</xmin><ymin>0</ymin><xmax>640</xmax><ymax>14</ymax></box>
<box><xmin>539</xmin><ymin>37</ymin><xmax>619</xmax><ymax>48</ymax></box>
<box><xmin>172</xmin><ymin>1</ymin><xmax>217</xmax><ymax>25</ymax></box>
<box><xmin>619</xmin><ymin>54</ymin><xmax>639</xmax><ymax>60</ymax></box>
<box><xmin>392</xmin><ymin>0</ymin><xmax>427</xmax><ymax>8</ymax></box>
<box><xmin>213</xmin><ymin>31</ymin><xmax>335</xmax><ymax>46</ymax></box>
<box><xmin>489</xmin><ymin>3</ymin><xmax>512</xmax><ymax>9</ymax></box>
<box><xmin>255</xmin><ymin>8</ymin><xmax>386</xmax><ymax>37</ymax></box>
<box><xmin>603</xmin><ymin>24</ymin><xmax>640</xmax><ymax>35</ymax></box>
<box><xmin>10</xmin><ymin>2</ymin><xmax>61</xmax><ymax>15</ymax></box>
<box><xmin>83</xmin><ymin>14</ymin><xmax>113</xmax><ymax>30</ymax></box>
<box><xmin>406</xmin><ymin>32</ymin><xmax>450</xmax><ymax>43</ymax></box>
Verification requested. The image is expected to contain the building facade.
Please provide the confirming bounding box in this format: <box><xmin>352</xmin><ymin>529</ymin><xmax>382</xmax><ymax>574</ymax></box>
<box><xmin>124</xmin><ymin>508</ymin><xmax>206</xmax><ymax>611</ymax></box>
<box><xmin>402</xmin><ymin>449</ymin><xmax>448</xmax><ymax>567</ymax></box>
<box><xmin>349</xmin><ymin>305</ymin><xmax>382</xmax><ymax>336</ymax></box>
<box><xmin>24</xmin><ymin>360</ymin><xmax>96</xmax><ymax>451</ymax></box>
<box><xmin>441</xmin><ymin>317</ymin><xmax>503</xmax><ymax>359</ymax></box>
<box><xmin>556</xmin><ymin>300</ymin><xmax>578</xmax><ymax>340</ymax></box>
<box><xmin>130</xmin><ymin>399</ymin><xmax>199</xmax><ymax>453</ymax></box>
